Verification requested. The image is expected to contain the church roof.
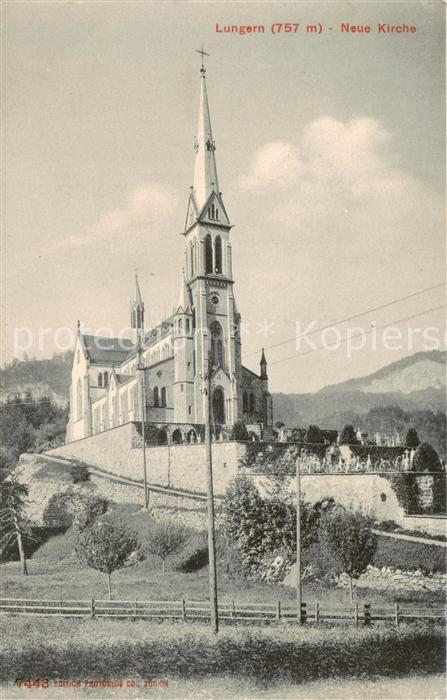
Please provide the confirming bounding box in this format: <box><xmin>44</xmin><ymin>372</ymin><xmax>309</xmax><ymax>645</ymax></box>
<box><xmin>115</xmin><ymin>373</ymin><xmax>135</xmax><ymax>386</ymax></box>
<box><xmin>82</xmin><ymin>335</ymin><xmax>136</xmax><ymax>365</ymax></box>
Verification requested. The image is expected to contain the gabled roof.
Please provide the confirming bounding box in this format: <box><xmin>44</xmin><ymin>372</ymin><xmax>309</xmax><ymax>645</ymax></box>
<box><xmin>197</xmin><ymin>190</ymin><xmax>230</xmax><ymax>227</ymax></box>
<box><xmin>82</xmin><ymin>335</ymin><xmax>136</xmax><ymax>365</ymax></box>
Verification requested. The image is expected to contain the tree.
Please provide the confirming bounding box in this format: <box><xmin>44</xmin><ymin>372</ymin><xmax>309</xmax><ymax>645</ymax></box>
<box><xmin>405</xmin><ymin>428</ymin><xmax>420</xmax><ymax>449</ymax></box>
<box><xmin>275</xmin><ymin>421</ymin><xmax>285</xmax><ymax>430</ymax></box>
<box><xmin>143</xmin><ymin>520</ymin><xmax>189</xmax><ymax>575</ymax></box>
<box><xmin>75</xmin><ymin>514</ymin><xmax>138</xmax><ymax>598</ymax></box>
<box><xmin>231</xmin><ymin>421</ymin><xmax>249</xmax><ymax>442</ymax></box>
<box><xmin>225</xmin><ymin>476</ymin><xmax>267</xmax><ymax>572</ymax></box>
<box><xmin>0</xmin><ymin>476</ymin><xmax>33</xmax><ymax>575</ymax></box>
<box><xmin>412</xmin><ymin>443</ymin><xmax>442</xmax><ymax>472</ymax></box>
<box><xmin>339</xmin><ymin>424</ymin><xmax>359</xmax><ymax>446</ymax></box>
<box><xmin>304</xmin><ymin>425</ymin><xmax>323</xmax><ymax>445</ymax></box>
<box><xmin>322</xmin><ymin>509</ymin><xmax>377</xmax><ymax>601</ymax></box>
<box><xmin>225</xmin><ymin>475</ymin><xmax>327</xmax><ymax>574</ymax></box>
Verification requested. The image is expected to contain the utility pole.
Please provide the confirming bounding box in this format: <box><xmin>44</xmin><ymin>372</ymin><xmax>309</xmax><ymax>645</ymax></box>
<box><xmin>203</xmin><ymin>358</ymin><xmax>219</xmax><ymax>634</ymax></box>
<box><xmin>137</xmin><ymin>333</ymin><xmax>149</xmax><ymax>510</ymax></box>
<box><xmin>296</xmin><ymin>451</ymin><xmax>302</xmax><ymax>624</ymax></box>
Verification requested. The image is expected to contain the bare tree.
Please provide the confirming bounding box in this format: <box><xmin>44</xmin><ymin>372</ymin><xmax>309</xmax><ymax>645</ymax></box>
<box><xmin>75</xmin><ymin>514</ymin><xmax>138</xmax><ymax>599</ymax></box>
<box><xmin>0</xmin><ymin>475</ymin><xmax>33</xmax><ymax>575</ymax></box>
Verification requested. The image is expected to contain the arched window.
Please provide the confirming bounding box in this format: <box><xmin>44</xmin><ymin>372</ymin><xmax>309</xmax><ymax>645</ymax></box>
<box><xmin>172</xmin><ymin>429</ymin><xmax>183</xmax><ymax>444</ymax></box>
<box><xmin>157</xmin><ymin>429</ymin><xmax>168</xmax><ymax>445</ymax></box>
<box><xmin>215</xmin><ymin>208</ymin><xmax>219</xmax><ymax>220</ymax></box>
<box><xmin>243</xmin><ymin>391</ymin><xmax>249</xmax><ymax>413</ymax></box>
<box><xmin>249</xmin><ymin>393</ymin><xmax>256</xmax><ymax>414</ymax></box>
<box><xmin>98</xmin><ymin>373</ymin><xmax>103</xmax><ymax>387</ymax></box>
<box><xmin>210</xmin><ymin>321</ymin><xmax>224</xmax><ymax>367</ymax></box>
<box><xmin>215</xmin><ymin>236</ymin><xmax>222</xmax><ymax>274</ymax></box>
<box><xmin>190</xmin><ymin>244</ymin><xmax>194</xmax><ymax>277</ymax></box>
<box><xmin>104</xmin><ymin>371</ymin><xmax>109</xmax><ymax>387</ymax></box>
<box><xmin>132</xmin><ymin>309</ymin><xmax>137</xmax><ymax>329</ymax></box>
<box><xmin>178</xmin><ymin>319</ymin><xmax>182</xmax><ymax>333</ymax></box>
<box><xmin>187</xmin><ymin>429</ymin><xmax>197</xmax><ymax>444</ymax></box>
<box><xmin>186</xmin><ymin>319</ymin><xmax>190</xmax><ymax>334</ymax></box>
<box><xmin>154</xmin><ymin>386</ymin><xmax>159</xmax><ymax>407</ymax></box>
<box><xmin>161</xmin><ymin>387</ymin><xmax>167</xmax><ymax>407</ymax></box>
<box><xmin>217</xmin><ymin>339</ymin><xmax>223</xmax><ymax>366</ymax></box>
<box><xmin>205</xmin><ymin>234</ymin><xmax>213</xmax><ymax>274</ymax></box>
<box><xmin>76</xmin><ymin>379</ymin><xmax>83</xmax><ymax>420</ymax></box>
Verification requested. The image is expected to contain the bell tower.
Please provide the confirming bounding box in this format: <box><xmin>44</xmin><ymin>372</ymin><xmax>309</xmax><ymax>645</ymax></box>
<box><xmin>182</xmin><ymin>55</ymin><xmax>239</xmax><ymax>427</ymax></box>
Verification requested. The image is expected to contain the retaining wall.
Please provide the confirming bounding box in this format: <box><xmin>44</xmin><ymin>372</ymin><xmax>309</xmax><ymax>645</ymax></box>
<box><xmin>47</xmin><ymin>423</ymin><xmax>245</xmax><ymax>497</ymax></box>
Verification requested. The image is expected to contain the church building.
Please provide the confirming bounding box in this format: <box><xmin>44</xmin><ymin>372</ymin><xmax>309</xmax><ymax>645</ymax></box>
<box><xmin>67</xmin><ymin>61</ymin><xmax>273</xmax><ymax>445</ymax></box>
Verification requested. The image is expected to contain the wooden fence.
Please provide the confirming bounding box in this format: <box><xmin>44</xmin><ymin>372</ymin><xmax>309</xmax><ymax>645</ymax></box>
<box><xmin>0</xmin><ymin>597</ymin><xmax>444</xmax><ymax>626</ymax></box>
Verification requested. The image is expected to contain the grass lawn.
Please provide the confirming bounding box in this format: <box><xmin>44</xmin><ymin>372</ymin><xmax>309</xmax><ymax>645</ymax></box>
<box><xmin>0</xmin><ymin>617</ymin><xmax>445</xmax><ymax>686</ymax></box>
<box><xmin>1</xmin><ymin>504</ymin><xmax>445</xmax><ymax>607</ymax></box>
<box><xmin>1</xmin><ymin>554</ymin><xmax>444</xmax><ymax>609</ymax></box>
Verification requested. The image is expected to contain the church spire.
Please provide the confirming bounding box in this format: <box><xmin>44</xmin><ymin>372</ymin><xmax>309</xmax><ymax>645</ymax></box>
<box><xmin>192</xmin><ymin>58</ymin><xmax>219</xmax><ymax>211</ymax></box>
<box><xmin>131</xmin><ymin>273</ymin><xmax>144</xmax><ymax>333</ymax></box>
<box><xmin>176</xmin><ymin>269</ymin><xmax>190</xmax><ymax>313</ymax></box>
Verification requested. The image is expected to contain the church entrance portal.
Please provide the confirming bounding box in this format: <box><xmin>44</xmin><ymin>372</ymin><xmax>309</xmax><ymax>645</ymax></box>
<box><xmin>212</xmin><ymin>388</ymin><xmax>225</xmax><ymax>425</ymax></box>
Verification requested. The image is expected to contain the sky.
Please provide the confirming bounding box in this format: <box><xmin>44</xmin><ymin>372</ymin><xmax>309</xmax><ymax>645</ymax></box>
<box><xmin>2</xmin><ymin>0</ymin><xmax>446</xmax><ymax>393</ymax></box>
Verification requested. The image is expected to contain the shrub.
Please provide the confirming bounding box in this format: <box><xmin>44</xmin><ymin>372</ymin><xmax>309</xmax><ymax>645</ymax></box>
<box><xmin>179</xmin><ymin>546</ymin><xmax>209</xmax><ymax>573</ymax></box>
<box><xmin>225</xmin><ymin>475</ymin><xmax>327</xmax><ymax>576</ymax></box>
<box><xmin>231</xmin><ymin>421</ymin><xmax>249</xmax><ymax>442</ymax></box>
<box><xmin>373</xmin><ymin>535</ymin><xmax>446</xmax><ymax>574</ymax></box>
<box><xmin>387</xmin><ymin>473</ymin><xmax>422</xmax><ymax>514</ymax></box>
<box><xmin>69</xmin><ymin>462</ymin><xmax>89</xmax><ymax>483</ymax></box>
<box><xmin>304</xmin><ymin>425</ymin><xmax>324</xmax><ymax>445</ymax></box>
<box><xmin>413</xmin><ymin>443</ymin><xmax>442</xmax><ymax>472</ymax></box>
<box><xmin>339</xmin><ymin>424</ymin><xmax>359</xmax><ymax>446</ymax></box>
<box><xmin>405</xmin><ymin>428</ymin><xmax>420</xmax><ymax>449</ymax></box>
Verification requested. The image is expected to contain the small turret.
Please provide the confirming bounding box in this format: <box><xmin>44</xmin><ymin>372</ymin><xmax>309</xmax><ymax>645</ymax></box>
<box><xmin>260</xmin><ymin>347</ymin><xmax>268</xmax><ymax>380</ymax></box>
<box><xmin>130</xmin><ymin>274</ymin><xmax>144</xmax><ymax>342</ymax></box>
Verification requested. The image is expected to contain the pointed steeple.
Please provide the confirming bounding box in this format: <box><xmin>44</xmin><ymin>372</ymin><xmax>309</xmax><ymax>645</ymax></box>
<box><xmin>135</xmin><ymin>273</ymin><xmax>143</xmax><ymax>306</ymax></box>
<box><xmin>193</xmin><ymin>65</ymin><xmax>219</xmax><ymax>212</ymax></box>
<box><xmin>176</xmin><ymin>270</ymin><xmax>191</xmax><ymax>313</ymax></box>
<box><xmin>260</xmin><ymin>348</ymin><xmax>268</xmax><ymax>379</ymax></box>
<box><xmin>131</xmin><ymin>273</ymin><xmax>144</xmax><ymax>332</ymax></box>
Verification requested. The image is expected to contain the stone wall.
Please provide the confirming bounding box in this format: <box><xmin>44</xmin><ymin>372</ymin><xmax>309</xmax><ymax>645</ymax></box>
<box><xmin>253</xmin><ymin>472</ymin><xmax>404</xmax><ymax>523</ymax></box>
<box><xmin>47</xmin><ymin>423</ymin><xmax>246</xmax><ymax>497</ymax></box>
<box><xmin>402</xmin><ymin>514</ymin><xmax>447</xmax><ymax>538</ymax></box>
<box><xmin>338</xmin><ymin>565</ymin><xmax>446</xmax><ymax>593</ymax></box>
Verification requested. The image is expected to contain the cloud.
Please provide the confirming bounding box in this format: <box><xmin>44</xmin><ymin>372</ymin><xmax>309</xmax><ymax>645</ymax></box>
<box><xmin>237</xmin><ymin>116</ymin><xmax>443</xmax><ymax>253</ymax></box>
<box><xmin>58</xmin><ymin>181</ymin><xmax>179</xmax><ymax>248</ymax></box>
<box><xmin>238</xmin><ymin>141</ymin><xmax>303</xmax><ymax>189</ymax></box>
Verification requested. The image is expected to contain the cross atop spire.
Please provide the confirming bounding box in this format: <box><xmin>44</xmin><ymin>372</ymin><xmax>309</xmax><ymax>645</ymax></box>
<box><xmin>195</xmin><ymin>45</ymin><xmax>210</xmax><ymax>74</ymax></box>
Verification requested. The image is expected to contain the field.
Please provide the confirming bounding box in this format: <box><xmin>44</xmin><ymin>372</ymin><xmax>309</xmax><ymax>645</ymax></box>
<box><xmin>1</xmin><ymin>616</ymin><xmax>445</xmax><ymax>686</ymax></box>
<box><xmin>1</xmin><ymin>506</ymin><xmax>446</xmax><ymax>695</ymax></box>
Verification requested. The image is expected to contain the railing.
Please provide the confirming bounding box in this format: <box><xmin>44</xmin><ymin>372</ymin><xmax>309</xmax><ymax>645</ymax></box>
<box><xmin>0</xmin><ymin>597</ymin><xmax>444</xmax><ymax>626</ymax></box>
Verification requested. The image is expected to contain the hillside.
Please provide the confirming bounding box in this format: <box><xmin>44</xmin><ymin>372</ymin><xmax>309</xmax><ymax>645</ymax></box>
<box><xmin>272</xmin><ymin>351</ymin><xmax>446</xmax><ymax>458</ymax></box>
<box><xmin>0</xmin><ymin>352</ymin><xmax>72</xmax><ymax>406</ymax></box>
<box><xmin>273</xmin><ymin>351</ymin><xmax>446</xmax><ymax>423</ymax></box>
